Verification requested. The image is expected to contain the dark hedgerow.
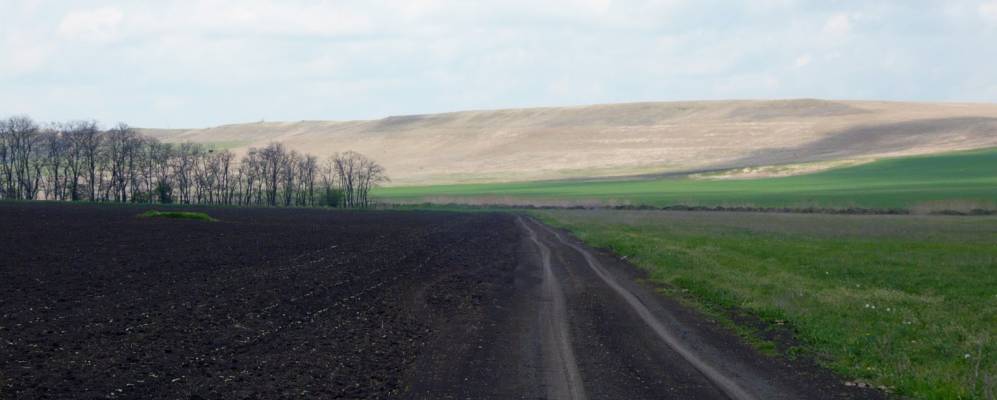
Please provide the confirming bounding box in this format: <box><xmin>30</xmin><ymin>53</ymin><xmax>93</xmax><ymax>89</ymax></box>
<box><xmin>138</xmin><ymin>210</ymin><xmax>218</xmax><ymax>222</ymax></box>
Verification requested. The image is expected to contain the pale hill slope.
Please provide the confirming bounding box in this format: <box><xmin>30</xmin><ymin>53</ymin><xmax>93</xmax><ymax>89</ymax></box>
<box><xmin>140</xmin><ymin>99</ymin><xmax>997</xmax><ymax>185</ymax></box>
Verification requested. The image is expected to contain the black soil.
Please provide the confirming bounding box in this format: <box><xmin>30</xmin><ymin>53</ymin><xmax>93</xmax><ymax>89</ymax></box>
<box><xmin>1</xmin><ymin>203</ymin><xmax>884</xmax><ymax>399</ymax></box>
<box><xmin>0</xmin><ymin>203</ymin><xmax>519</xmax><ymax>399</ymax></box>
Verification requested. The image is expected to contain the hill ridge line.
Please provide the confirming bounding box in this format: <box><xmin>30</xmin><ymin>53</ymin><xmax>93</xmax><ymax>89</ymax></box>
<box><xmin>138</xmin><ymin>99</ymin><xmax>997</xmax><ymax>185</ymax></box>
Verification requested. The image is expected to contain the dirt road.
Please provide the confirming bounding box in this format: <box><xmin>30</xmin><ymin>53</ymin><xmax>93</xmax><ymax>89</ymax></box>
<box><xmin>0</xmin><ymin>204</ymin><xmax>881</xmax><ymax>399</ymax></box>
<box><xmin>406</xmin><ymin>216</ymin><xmax>883</xmax><ymax>399</ymax></box>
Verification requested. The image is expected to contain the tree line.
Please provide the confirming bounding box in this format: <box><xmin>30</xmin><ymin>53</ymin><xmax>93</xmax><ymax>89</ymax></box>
<box><xmin>0</xmin><ymin>115</ymin><xmax>388</xmax><ymax>207</ymax></box>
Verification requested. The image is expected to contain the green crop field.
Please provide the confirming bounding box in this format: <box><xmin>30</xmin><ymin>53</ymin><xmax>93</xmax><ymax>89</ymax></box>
<box><xmin>534</xmin><ymin>209</ymin><xmax>997</xmax><ymax>399</ymax></box>
<box><xmin>376</xmin><ymin>148</ymin><xmax>997</xmax><ymax>211</ymax></box>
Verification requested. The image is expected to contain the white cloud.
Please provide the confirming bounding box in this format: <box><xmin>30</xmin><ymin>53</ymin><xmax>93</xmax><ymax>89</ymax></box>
<box><xmin>152</xmin><ymin>95</ymin><xmax>186</xmax><ymax>113</ymax></box>
<box><xmin>794</xmin><ymin>54</ymin><xmax>812</xmax><ymax>68</ymax></box>
<box><xmin>823</xmin><ymin>13</ymin><xmax>852</xmax><ymax>36</ymax></box>
<box><xmin>0</xmin><ymin>31</ymin><xmax>52</xmax><ymax>74</ymax></box>
<box><xmin>182</xmin><ymin>1</ymin><xmax>376</xmax><ymax>37</ymax></box>
<box><xmin>981</xmin><ymin>1</ymin><xmax>997</xmax><ymax>23</ymax></box>
<box><xmin>1</xmin><ymin>1</ymin><xmax>995</xmax><ymax>127</ymax></box>
<box><xmin>57</xmin><ymin>7</ymin><xmax>124</xmax><ymax>43</ymax></box>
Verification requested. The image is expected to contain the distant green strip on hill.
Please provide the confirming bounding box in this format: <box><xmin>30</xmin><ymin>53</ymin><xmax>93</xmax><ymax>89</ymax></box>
<box><xmin>375</xmin><ymin>148</ymin><xmax>997</xmax><ymax>210</ymax></box>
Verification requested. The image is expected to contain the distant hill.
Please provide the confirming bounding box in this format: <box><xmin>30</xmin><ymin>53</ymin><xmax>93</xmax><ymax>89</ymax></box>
<box><xmin>139</xmin><ymin>99</ymin><xmax>997</xmax><ymax>186</ymax></box>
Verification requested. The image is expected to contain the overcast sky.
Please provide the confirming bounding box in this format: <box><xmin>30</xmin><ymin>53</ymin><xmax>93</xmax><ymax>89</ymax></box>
<box><xmin>2</xmin><ymin>0</ymin><xmax>997</xmax><ymax>128</ymax></box>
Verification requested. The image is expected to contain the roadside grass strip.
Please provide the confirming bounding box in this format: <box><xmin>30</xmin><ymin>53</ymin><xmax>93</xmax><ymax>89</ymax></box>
<box><xmin>537</xmin><ymin>210</ymin><xmax>997</xmax><ymax>399</ymax></box>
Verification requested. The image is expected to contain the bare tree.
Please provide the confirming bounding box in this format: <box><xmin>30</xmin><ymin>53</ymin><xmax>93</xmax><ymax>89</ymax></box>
<box><xmin>259</xmin><ymin>142</ymin><xmax>287</xmax><ymax>206</ymax></box>
<box><xmin>39</xmin><ymin>128</ymin><xmax>67</xmax><ymax>200</ymax></box>
<box><xmin>319</xmin><ymin>156</ymin><xmax>340</xmax><ymax>207</ymax></box>
<box><xmin>0</xmin><ymin>116</ymin><xmax>43</xmax><ymax>200</ymax></box>
<box><xmin>105</xmin><ymin>123</ymin><xmax>140</xmax><ymax>202</ymax></box>
<box><xmin>357</xmin><ymin>157</ymin><xmax>388</xmax><ymax>207</ymax></box>
<box><xmin>333</xmin><ymin>151</ymin><xmax>358</xmax><ymax>208</ymax></box>
<box><xmin>334</xmin><ymin>151</ymin><xmax>387</xmax><ymax>208</ymax></box>
<box><xmin>173</xmin><ymin>142</ymin><xmax>203</xmax><ymax>204</ymax></box>
<box><xmin>217</xmin><ymin>150</ymin><xmax>235</xmax><ymax>205</ymax></box>
<box><xmin>61</xmin><ymin>121</ymin><xmax>90</xmax><ymax>201</ymax></box>
<box><xmin>75</xmin><ymin>121</ymin><xmax>103</xmax><ymax>201</ymax></box>
<box><xmin>0</xmin><ymin>118</ymin><xmax>12</xmax><ymax>199</ymax></box>
<box><xmin>0</xmin><ymin>114</ymin><xmax>388</xmax><ymax>208</ymax></box>
<box><xmin>238</xmin><ymin>148</ymin><xmax>261</xmax><ymax>206</ymax></box>
<box><xmin>135</xmin><ymin>137</ymin><xmax>159</xmax><ymax>202</ymax></box>
<box><xmin>299</xmin><ymin>154</ymin><xmax>318</xmax><ymax>206</ymax></box>
<box><xmin>280</xmin><ymin>150</ymin><xmax>300</xmax><ymax>206</ymax></box>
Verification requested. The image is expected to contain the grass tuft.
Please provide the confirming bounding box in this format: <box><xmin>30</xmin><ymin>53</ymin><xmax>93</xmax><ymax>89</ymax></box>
<box><xmin>138</xmin><ymin>210</ymin><xmax>217</xmax><ymax>222</ymax></box>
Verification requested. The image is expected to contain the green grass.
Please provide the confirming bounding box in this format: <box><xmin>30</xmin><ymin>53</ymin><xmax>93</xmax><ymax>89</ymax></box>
<box><xmin>535</xmin><ymin>209</ymin><xmax>997</xmax><ymax>399</ymax></box>
<box><xmin>376</xmin><ymin>148</ymin><xmax>997</xmax><ymax>210</ymax></box>
<box><xmin>138</xmin><ymin>210</ymin><xmax>218</xmax><ymax>221</ymax></box>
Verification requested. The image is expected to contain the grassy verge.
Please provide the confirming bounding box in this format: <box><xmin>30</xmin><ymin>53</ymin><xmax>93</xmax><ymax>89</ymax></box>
<box><xmin>376</xmin><ymin>148</ymin><xmax>997</xmax><ymax>211</ymax></box>
<box><xmin>138</xmin><ymin>210</ymin><xmax>218</xmax><ymax>221</ymax></box>
<box><xmin>535</xmin><ymin>209</ymin><xmax>997</xmax><ymax>399</ymax></box>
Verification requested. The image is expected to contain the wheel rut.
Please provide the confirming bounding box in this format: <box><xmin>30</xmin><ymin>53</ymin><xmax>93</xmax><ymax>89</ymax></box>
<box><xmin>526</xmin><ymin>217</ymin><xmax>754</xmax><ymax>400</ymax></box>
<box><xmin>515</xmin><ymin>216</ymin><xmax>887</xmax><ymax>400</ymax></box>
<box><xmin>518</xmin><ymin>217</ymin><xmax>588</xmax><ymax>400</ymax></box>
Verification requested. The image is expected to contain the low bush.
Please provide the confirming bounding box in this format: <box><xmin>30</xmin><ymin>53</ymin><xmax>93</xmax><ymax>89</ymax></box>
<box><xmin>138</xmin><ymin>210</ymin><xmax>217</xmax><ymax>221</ymax></box>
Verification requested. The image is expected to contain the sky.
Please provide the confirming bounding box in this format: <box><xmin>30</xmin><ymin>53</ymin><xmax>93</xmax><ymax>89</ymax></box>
<box><xmin>2</xmin><ymin>0</ymin><xmax>997</xmax><ymax>128</ymax></box>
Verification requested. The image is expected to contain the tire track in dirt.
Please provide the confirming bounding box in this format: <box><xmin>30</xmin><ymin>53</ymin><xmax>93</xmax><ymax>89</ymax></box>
<box><xmin>518</xmin><ymin>217</ymin><xmax>588</xmax><ymax>400</ymax></box>
<box><xmin>528</xmin><ymin>217</ymin><xmax>755</xmax><ymax>400</ymax></box>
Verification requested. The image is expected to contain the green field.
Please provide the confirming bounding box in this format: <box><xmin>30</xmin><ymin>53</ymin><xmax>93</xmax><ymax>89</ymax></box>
<box><xmin>535</xmin><ymin>209</ymin><xmax>997</xmax><ymax>399</ymax></box>
<box><xmin>376</xmin><ymin>148</ymin><xmax>997</xmax><ymax>211</ymax></box>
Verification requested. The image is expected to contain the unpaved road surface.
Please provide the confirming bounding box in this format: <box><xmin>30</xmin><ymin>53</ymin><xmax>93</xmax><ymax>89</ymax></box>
<box><xmin>0</xmin><ymin>203</ymin><xmax>882</xmax><ymax>399</ymax></box>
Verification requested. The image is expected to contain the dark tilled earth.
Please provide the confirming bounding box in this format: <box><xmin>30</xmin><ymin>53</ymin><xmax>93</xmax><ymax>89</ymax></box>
<box><xmin>0</xmin><ymin>203</ymin><xmax>884</xmax><ymax>400</ymax></box>
<box><xmin>0</xmin><ymin>203</ymin><xmax>519</xmax><ymax>399</ymax></box>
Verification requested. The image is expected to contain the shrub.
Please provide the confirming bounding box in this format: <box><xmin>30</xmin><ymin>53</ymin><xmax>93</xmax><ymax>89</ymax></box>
<box><xmin>138</xmin><ymin>210</ymin><xmax>217</xmax><ymax>221</ymax></box>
